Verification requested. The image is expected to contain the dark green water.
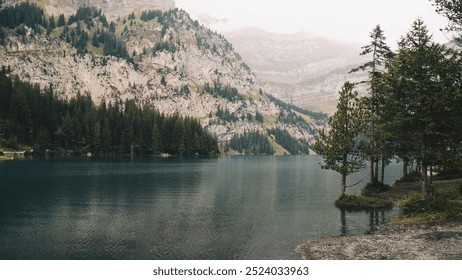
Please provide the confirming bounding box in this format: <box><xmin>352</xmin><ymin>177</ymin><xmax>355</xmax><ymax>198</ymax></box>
<box><xmin>0</xmin><ymin>156</ymin><xmax>401</xmax><ymax>260</ymax></box>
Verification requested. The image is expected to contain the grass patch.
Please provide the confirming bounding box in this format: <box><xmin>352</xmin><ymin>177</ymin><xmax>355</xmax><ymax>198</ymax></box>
<box><xmin>392</xmin><ymin>193</ymin><xmax>462</xmax><ymax>225</ymax></box>
<box><xmin>361</xmin><ymin>182</ymin><xmax>391</xmax><ymax>197</ymax></box>
<box><xmin>335</xmin><ymin>195</ymin><xmax>393</xmax><ymax>211</ymax></box>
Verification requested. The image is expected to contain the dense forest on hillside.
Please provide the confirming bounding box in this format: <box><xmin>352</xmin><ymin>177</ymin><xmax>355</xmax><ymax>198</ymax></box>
<box><xmin>0</xmin><ymin>3</ymin><xmax>326</xmax><ymax>157</ymax></box>
<box><xmin>228</xmin><ymin>130</ymin><xmax>274</xmax><ymax>155</ymax></box>
<box><xmin>0</xmin><ymin>68</ymin><xmax>219</xmax><ymax>156</ymax></box>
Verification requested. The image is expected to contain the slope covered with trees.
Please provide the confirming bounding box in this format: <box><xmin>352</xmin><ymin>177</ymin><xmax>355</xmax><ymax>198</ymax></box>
<box><xmin>0</xmin><ymin>67</ymin><xmax>219</xmax><ymax>156</ymax></box>
<box><xmin>0</xmin><ymin>2</ymin><xmax>325</xmax><ymax>155</ymax></box>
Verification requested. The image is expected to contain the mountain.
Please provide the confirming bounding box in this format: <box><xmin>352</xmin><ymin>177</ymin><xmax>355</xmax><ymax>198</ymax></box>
<box><xmin>225</xmin><ymin>27</ymin><xmax>369</xmax><ymax>114</ymax></box>
<box><xmin>1</xmin><ymin>0</ymin><xmax>176</xmax><ymax>19</ymax></box>
<box><xmin>0</xmin><ymin>1</ymin><xmax>325</xmax><ymax>155</ymax></box>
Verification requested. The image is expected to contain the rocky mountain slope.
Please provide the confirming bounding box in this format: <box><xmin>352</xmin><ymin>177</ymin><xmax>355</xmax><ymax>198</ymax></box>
<box><xmin>225</xmin><ymin>27</ymin><xmax>369</xmax><ymax>114</ymax></box>
<box><xmin>1</xmin><ymin>0</ymin><xmax>175</xmax><ymax>19</ymax></box>
<box><xmin>0</xmin><ymin>1</ymin><xmax>325</xmax><ymax>154</ymax></box>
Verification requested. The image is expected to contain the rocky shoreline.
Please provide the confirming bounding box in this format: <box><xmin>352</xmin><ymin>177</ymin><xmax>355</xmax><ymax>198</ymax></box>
<box><xmin>297</xmin><ymin>178</ymin><xmax>462</xmax><ymax>260</ymax></box>
<box><xmin>297</xmin><ymin>222</ymin><xmax>462</xmax><ymax>260</ymax></box>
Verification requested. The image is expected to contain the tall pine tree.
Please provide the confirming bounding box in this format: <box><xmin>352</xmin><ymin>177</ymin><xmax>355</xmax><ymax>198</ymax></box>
<box><xmin>314</xmin><ymin>82</ymin><xmax>366</xmax><ymax>197</ymax></box>
<box><xmin>351</xmin><ymin>25</ymin><xmax>394</xmax><ymax>185</ymax></box>
<box><xmin>382</xmin><ymin>18</ymin><xmax>462</xmax><ymax>197</ymax></box>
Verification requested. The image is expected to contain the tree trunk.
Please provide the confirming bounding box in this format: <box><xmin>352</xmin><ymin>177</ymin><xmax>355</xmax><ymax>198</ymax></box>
<box><xmin>403</xmin><ymin>159</ymin><xmax>408</xmax><ymax>177</ymax></box>
<box><xmin>130</xmin><ymin>142</ymin><xmax>134</xmax><ymax>159</ymax></box>
<box><xmin>429</xmin><ymin>164</ymin><xmax>434</xmax><ymax>197</ymax></box>
<box><xmin>381</xmin><ymin>158</ymin><xmax>385</xmax><ymax>184</ymax></box>
<box><xmin>340</xmin><ymin>209</ymin><xmax>347</xmax><ymax>236</ymax></box>
<box><xmin>374</xmin><ymin>158</ymin><xmax>379</xmax><ymax>183</ymax></box>
<box><xmin>421</xmin><ymin>163</ymin><xmax>431</xmax><ymax>198</ymax></box>
<box><xmin>369</xmin><ymin>160</ymin><xmax>374</xmax><ymax>184</ymax></box>
<box><xmin>341</xmin><ymin>172</ymin><xmax>347</xmax><ymax>197</ymax></box>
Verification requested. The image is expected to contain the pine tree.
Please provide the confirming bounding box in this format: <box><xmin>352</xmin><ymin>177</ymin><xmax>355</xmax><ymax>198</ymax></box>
<box><xmin>433</xmin><ymin>0</ymin><xmax>462</xmax><ymax>44</ymax></box>
<box><xmin>382</xmin><ymin>18</ymin><xmax>462</xmax><ymax>197</ymax></box>
<box><xmin>351</xmin><ymin>25</ymin><xmax>394</xmax><ymax>185</ymax></box>
<box><xmin>314</xmin><ymin>82</ymin><xmax>366</xmax><ymax>197</ymax></box>
<box><xmin>57</xmin><ymin>14</ymin><xmax>65</xmax><ymax>27</ymax></box>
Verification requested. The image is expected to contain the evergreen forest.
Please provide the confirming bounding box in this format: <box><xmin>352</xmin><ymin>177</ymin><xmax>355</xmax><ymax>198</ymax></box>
<box><xmin>0</xmin><ymin>68</ymin><xmax>219</xmax><ymax>156</ymax></box>
<box><xmin>315</xmin><ymin>4</ymin><xmax>462</xmax><ymax>205</ymax></box>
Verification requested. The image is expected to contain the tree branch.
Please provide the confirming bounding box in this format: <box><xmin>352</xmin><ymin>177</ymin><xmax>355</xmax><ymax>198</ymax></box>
<box><xmin>346</xmin><ymin>179</ymin><xmax>364</xmax><ymax>188</ymax></box>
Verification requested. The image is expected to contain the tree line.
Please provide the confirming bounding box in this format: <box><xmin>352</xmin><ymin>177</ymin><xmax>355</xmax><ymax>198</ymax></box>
<box><xmin>0</xmin><ymin>68</ymin><xmax>219</xmax><ymax>157</ymax></box>
<box><xmin>268</xmin><ymin>128</ymin><xmax>311</xmax><ymax>155</ymax></box>
<box><xmin>315</xmin><ymin>3</ymin><xmax>462</xmax><ymax>200</ymax></box>
<box><xmin>228</xmin><ymin>131</ymin><xmax>274</xmax><ymax>155</ymax></box>
<box><xmin>0</xmin><ymin>3</ymin><xmax>131</xmax><ymax>62</ymax></box>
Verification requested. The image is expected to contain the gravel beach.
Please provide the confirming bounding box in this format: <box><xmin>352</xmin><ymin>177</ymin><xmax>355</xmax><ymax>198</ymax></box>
<box><xmin>297</xmin><ymin>222</ymin><xmax>462</xmax><ymax>260</ymax></box>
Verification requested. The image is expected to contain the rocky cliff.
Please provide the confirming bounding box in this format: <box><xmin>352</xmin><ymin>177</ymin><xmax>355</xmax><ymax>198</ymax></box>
<box><xmin>0</xmin><ymin>2</ymin><xmax>324</xmax><ymax>154</ymax></box>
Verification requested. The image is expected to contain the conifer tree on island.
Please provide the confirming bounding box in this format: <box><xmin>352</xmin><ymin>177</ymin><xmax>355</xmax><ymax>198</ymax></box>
<box><xmin>314</xmin><ymin>82</ymin><xmax>366</xmax><ymax>197</ymax></box>
<box><xmin>350</xmin><ymin>24</ymin><xmax>394</xmax><ymax>186</ymax></box>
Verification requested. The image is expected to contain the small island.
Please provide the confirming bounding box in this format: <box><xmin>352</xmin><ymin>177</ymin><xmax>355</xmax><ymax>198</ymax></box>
<box><xmin>305</xmin><ymin>10</ymin><xmax>462</xmax><ymax>260</ymax></box>
<box><xmin>297</xmin><ymin>177</ymin><xmax>462</xmax><ymax>260</ymax></box>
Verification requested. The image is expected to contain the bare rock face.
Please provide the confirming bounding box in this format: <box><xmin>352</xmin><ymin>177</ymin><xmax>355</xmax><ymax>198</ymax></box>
<box><xmin>225</xmin><ymin>27</ymin><xmax>368</xmax><ymax>114</ymax></box>
<box><xmin>0</xmin><ymin>2</ymin><xmax>324</xmax><ymax>150</ymax></box>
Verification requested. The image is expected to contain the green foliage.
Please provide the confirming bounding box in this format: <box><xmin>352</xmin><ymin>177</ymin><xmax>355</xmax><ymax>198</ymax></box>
<box><xmin>434</xmin><ymin>169</ymin><xmax>462</xmax><ymax>180</ymax></box>
<box><xmin>381</xmin><ymin>19</ymin><xmax>462</xmax><ymax>196</ymax></box>
<box><xmin>276</xmin><ymin>109</ymin><xmax>313</xmax><ymax>132</ymax></box>
<box><xmin>399</xmin><ymin>193</ymin><xmax>462</xmax><ymax>223</ymax></box>
<box><xmin>255</xmin><ymin>111</ymin><xmax>264</xmax><ymax>123</ymax></box>
<box><xmin>361</xmin><ymin>182</ymin><xmax>391</xmax><ymax>196</ymax></box>
<box><xmin>335</xmin><ymin>195</ymin><xmax>393</xmax><ymax>211</ymax></box>
<box><xmin>0</xmin><ymin>2</ymin><xmax>48</xmax><ymax>32</ymax></box>
<box><xmin>68</xmin><ymin>6</ymin><xmax>103</xmax><ymax>26</ymax></box>
<box><xmin>204</xmin><ymin>82</ymin><xmax>244</xmax><ymax>102</ymax></box>
<box><xmin>263</xmin><ymin>91</ymin><xmax>328</xmax><ymax>123</ymax></box>
<box><xmin>229</xmin><ymin>131</ymin><xmax>274</xmax><ymax>155</ymax></box>
<box><xmin>268</xmin><ymin>128</ymin><xmax>310</xmax><ymax>155</ymax></box>
<box><xmin>0</xmin><ymin>70</ymin><xmax>218</xmax><ymax>156</ymax></box>
<box><xmin>215</xmin><ymin>106</ymin><xmax>238</xmax><ymax>122</ymax></box>
<box><xmin>351</xmin><ymin>25</ymin><xmax>394</xmax><ymax>184</ymax></box>
<box><xmin>396</xmin><ymin>171</ymin><xmax>421</xmax><ymax>183</ymax></box>
<box><xmin>140</xmin><ymin>10</ymin><xmax>164</xmax><ymax>22</ymax></box>
<box><xmin>100</xmin><ymin>31</ymin><xmax>129</xmax><ymax>60</ymax></box>
<box><xmin>52</xmin><ymin>6</ymin><xmax>132</xmax><ymax>61</ymax></box>
<box><xmin>314</xmin><ymin>82</ymin><xmax>366</xmax><ymax>194</ymax></box>
<box><xmin>433</xmin><ymin>0</ymin><xmax>462</xmax><ymax>44</ymax></box>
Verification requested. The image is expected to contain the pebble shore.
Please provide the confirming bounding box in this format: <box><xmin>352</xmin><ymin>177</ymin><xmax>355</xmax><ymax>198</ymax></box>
<box><xmin>297</xmin><ymin>222</ymin><xmax>462</xmax><ymax>260</ymax></box>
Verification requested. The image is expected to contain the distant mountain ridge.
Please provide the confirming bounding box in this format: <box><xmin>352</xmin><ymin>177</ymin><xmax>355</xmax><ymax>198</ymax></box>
<box><xmin>225</xmin><ymin>27</ymin><xmax>368</xmax><ymax>114</ymax></box>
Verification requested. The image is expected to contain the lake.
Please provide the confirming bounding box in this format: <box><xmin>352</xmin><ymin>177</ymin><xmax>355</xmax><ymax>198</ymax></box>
<box><xmin>0</xmin><ymin>156</ymin><xmax>402</xmax><ymax>260</ymax></box>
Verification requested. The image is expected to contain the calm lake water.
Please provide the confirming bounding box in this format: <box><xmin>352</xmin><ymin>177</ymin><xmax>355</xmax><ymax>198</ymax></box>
<box><xmin>0</xmin><ymin>156</ymin><xmax>402</xmax><ymax>260</ymax></box>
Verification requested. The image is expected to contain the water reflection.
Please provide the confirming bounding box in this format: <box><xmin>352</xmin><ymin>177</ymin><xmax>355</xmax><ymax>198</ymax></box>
<box><xmin>340</xmin><ymin>209</ymin><xmax>347</xmax><ymax>236</ymax></box>
<box><xmin>0</xmin><ymin>156</ymin><xmax>403</xmax><ymax>260</ymax></box>
<box><xmin>340</xmin><ymin>209</ymin><xmax>389</xmax><ymax>236</ymax></box>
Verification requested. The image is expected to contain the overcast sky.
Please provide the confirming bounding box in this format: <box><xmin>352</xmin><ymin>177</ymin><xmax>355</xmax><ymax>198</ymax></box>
<box><xmin>175</xmin><ymin>0</ymin><xmax>451</xmax><ymax>47</ymax></box>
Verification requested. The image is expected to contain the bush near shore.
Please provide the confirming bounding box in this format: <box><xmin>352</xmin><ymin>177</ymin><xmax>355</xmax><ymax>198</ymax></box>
<box><xmin>335</xmin><ymin>194</ymin><xmax>393</xmax><ymax>211</ymax></box>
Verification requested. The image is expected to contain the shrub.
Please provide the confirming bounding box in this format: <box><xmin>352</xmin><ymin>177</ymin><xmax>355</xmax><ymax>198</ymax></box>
<box><xmin>361</xmin><ymin>182</ymin><xmax>391</xmax><ymax>196</ymax></box>
<box><xmin>396</xmin><ymin>171</ymin><xmax>421</xmax><ymax>183</ymax></box>
<box><xmin>399</xmin><ymin>193</ymin><xmax>462</xmax><ymax>223</ymax></box>
<box><xmin>335</xmin><ymin>195</ymin><xmax>393</xmax><ymax>211</ymax></box>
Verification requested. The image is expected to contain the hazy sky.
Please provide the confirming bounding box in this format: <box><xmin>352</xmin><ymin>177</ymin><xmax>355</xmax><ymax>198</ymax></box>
<box><xmin>176</xmin><ymin>0</ymin><xmax>451</xmax><ymax>47</ymax></box>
